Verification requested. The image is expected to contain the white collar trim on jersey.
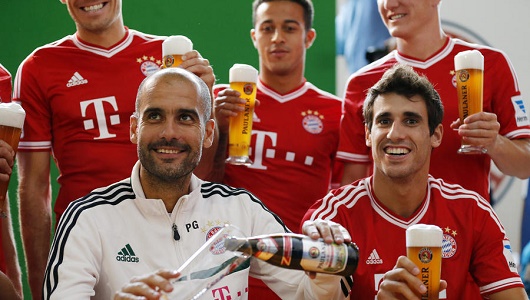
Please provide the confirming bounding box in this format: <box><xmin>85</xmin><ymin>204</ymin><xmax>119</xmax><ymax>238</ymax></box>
<box><xmin>394</xmin><ymin>38</ymin><xmax>456</xmax><ymax>70</ymax></box>
<box><xmin>72</xmin><ymin>30</ymin><xmax>134</xmax><ymax>58</ymax></box>
<box><xmin>257</xmin><ymin>80</ymin><xmax>313</xmax><ymax>103</ymax></box>
<box><xmin>366</xmin><ymin>176</ymin><xmax>431</xmax><ymax>229</ymax></box>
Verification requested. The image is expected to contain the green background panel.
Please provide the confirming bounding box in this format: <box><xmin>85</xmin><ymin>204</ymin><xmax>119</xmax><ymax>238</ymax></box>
<box><xmin>1</xmin><ymin>1</ymin><xmax>335</xmax><ymax>298</ymax></box>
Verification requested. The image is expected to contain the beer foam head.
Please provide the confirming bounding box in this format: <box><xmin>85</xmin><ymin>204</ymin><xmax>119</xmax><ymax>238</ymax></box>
<box><xmin>229</xmin><ymin>64</ymin><xmax>258</xmax><ymax>83</ymax></box>
<box><xmin>454</xmin><ymin>50</ymin><xmax>484</xmax><ymax>71</ymax></box>
<box><xmin>0</xmin><ymin>102</ymin><xmax>25</xmax><ymax>128</ymax></box>
<box><xmin>162</xmin><ymin>35</ymin><xmax>193</xmax><ymax>56</ymax></box>
<box><xmin>406</xmin><ymin>224</ymin><xmax>442</xmax><ymax>247</ymax></box>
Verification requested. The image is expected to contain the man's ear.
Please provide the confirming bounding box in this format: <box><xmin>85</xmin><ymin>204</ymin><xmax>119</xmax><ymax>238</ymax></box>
<box><xmin>202</xmin><ymin>119</ymin><xmax>215</xmax><ymax>149</ymax></box>
<box><xmin>250</xmin><ymin>29</ymin><xmax>257</xmax><ymax>49</ymax></box>
<box><xmin>305</xmin><ymin>28</ymin><xmax>316</xmax><ymax>49</ymax></box>
<box><xmin>365</xmin><ymin>124</ymin><xmax>372</xmax><ymax>148</ymax></box>
<box><xmin>431</xmin><ymin>124</ymin><xmax>443</xmax><ymax>149</ymax></box>
<box><xmin>130</xmin><ymin>115</ymin><xmax>139</xmax><ymax>144</ymax></box>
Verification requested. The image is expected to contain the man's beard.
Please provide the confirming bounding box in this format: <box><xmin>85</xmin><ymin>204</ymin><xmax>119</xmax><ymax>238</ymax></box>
<box><xmin>138</xmin><ymin>139</ymin><xmax>201</xmax><ymax>183</ymax></box>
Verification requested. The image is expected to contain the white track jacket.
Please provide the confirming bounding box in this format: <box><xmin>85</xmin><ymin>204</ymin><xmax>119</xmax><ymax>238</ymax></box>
<box><xmin>44</xmin><ymin>162</ymin><xmax>346</xmax><ymax>299</ymax></box>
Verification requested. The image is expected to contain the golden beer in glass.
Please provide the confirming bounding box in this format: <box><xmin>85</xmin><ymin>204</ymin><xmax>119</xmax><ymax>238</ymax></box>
<box><xmin>226</xmin><ymin>64</ymin><xmax>258</xmax><ymax>165</ymax></box>
<box><xmin>406</xmin><ymin>224</ymin><xmax>443</xmax><ymax>300</ymax></box>
<box><xmin>162</xmin><ymin>35</ymin><xmax>193</xmax><ymax>68</ymax></box>
<box><xmin>454</xmin><ymin>50</ymin><xmax>486</xmax><ymax>154</ymax></box>
<box><xmin>0</xmin><ymin>102</ymin><xmax>25</xmax><ymax>218</ymax></box>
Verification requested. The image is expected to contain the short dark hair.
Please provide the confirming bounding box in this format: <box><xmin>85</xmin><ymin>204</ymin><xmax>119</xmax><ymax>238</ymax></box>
<box><xmin>252</xmin><ymin>0</ymin><xmax>314</xmax><ymax>31</ymax></box>
<box><xmin>363</xmin><ymin>64</ymin><xmax>444</xmax><ymax>135</ymax></box>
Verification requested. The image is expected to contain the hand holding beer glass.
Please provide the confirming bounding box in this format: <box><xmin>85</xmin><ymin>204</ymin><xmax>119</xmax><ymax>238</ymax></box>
<box><xmin>406</xmin><ymin>224</ymin><xmax>443</xmax><ymax>300</ymax></box>
<box><xmin>454</xmin><ymin>50</ymin><xmax>487</xmax><ymax>154</ymax></box>
<box><xmin>162</xmin><ymin>35</ymin><xmax>193</xmax><ymax>69</ymax></box>
<box><xmin>226</xmin><ymin>64</ymin><xmax>258</xmax><ymax>165</ymax></box>
<box><xmin>0</xmin><ymin>102</ymin><xmax>25</xmax><ymax>218</ymax></box>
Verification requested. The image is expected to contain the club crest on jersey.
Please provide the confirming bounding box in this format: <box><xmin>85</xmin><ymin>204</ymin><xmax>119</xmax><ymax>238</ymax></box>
<box><xmin>450</xmin><ymin>70</ymin><xmax>457</xmax><ymax>88</ymax></box>
<box><xmin>136</xmin><ymin>55</ymin><xmax>162</xmax><ymax>76</ymax></box>
<box><xmin>206</xmin><ymin>226</ymin><xmax>227</xmax><ymax>255</ymax></box>
<box><xmin>442</xmin><ymin>226</ymin><xmax>458</xmax><ymax>258</ymax></box>
<box><xmin>201</xmin><ymin>220</ymin><xmax>231</xmax><ymax>255</ymax></box>
<box><xmin>301</xmin><ymin>110</ymin><xmax>324</xmax><ymax>134</ymax></box>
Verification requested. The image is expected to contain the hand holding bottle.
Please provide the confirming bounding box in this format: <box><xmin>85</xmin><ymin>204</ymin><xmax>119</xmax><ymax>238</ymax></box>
<box><xmin>301</xmin><ymin>219</ymin><xmax>352</xmax><ymax>245</ymax></box>
<box><xmin>302</xmin><ymin>219</ymin><xmax>353</xmax><ymax>278</ymax></box>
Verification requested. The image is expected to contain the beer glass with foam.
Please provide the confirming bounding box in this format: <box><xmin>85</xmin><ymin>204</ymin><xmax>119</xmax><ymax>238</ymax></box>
<box><xmin>162</xmin><ymin>35</ymin><xmax>193</xmax><ymax>68</ymax></box>
<box><xmin>406</xmin><ymin>224</ymin><xmax>442</xmax><ymax>300</ymax></box>
<box><xmin>226</xmin><ymin>64</ymin><xmax>258</xmax><ymax>165</ymax></box>
<box><xmin>0</xmin><ymin>102</ymin><xmax>25</xmax><ymax>218</ymax></box>
<box><xmin>454</xmin><ymin>50</ymin><xmax>486</xmax><ymax>154</ymax></box>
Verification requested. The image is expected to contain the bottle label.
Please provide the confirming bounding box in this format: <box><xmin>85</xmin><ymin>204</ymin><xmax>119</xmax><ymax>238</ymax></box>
<box><xmin>300</xmin><ymin>240</ymin><xmax>347</xmax><ymax>273</ymax></box>
<box><xmin>254</xmin><ymin>237</ymin><xmax>280</xmax><ymax>261</ymax></box>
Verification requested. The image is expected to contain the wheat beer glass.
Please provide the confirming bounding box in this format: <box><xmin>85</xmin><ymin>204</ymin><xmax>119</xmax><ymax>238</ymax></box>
<box><xmin>226</xmin><ymin>64</ymin><xmax>258</xmax><ymax>165</ymax></box>
<box><xmin>406</xmin><ymin>224</ymin><xmax>442</xmax><ymax>300</ymax></box>
<box><xmin>162</xmin><ymin>35</ymin><xmax>193</xmax><ymax>68</ymax></box>
<box><xmin>0</xmin><ymin>102</ymin><xmax>25</xmax><ymax>218</ymax></box>
<box><xmin>454</xmin><ymin>50</ymin><xmax>486</xmax><ymax>154</ymax></box>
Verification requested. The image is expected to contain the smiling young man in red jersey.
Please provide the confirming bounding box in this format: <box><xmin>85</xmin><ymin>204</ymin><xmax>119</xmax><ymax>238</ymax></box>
<box><xmin>304</xmin><ymin>64</ymin><xmax>527</xmax><ymax>299</ymax></box>
<box><xmin>213</xmin><ymin>1</ymin><xmax>343</xmax><ymax>298</ymax></box>
<box><xmin>14</xmin><ymin>1</ymin><xmax>214</xmax><ymax>298</ymax></box>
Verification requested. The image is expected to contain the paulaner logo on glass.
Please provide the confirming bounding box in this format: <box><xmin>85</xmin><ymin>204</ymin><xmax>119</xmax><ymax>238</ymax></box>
<box><xmin>458</xmin><ymin>69</ymin><xmax>470</xmax><ymax>119</ymax></box>
<box><xmin>242</xmin><ymin>98</ymin><xmax>251</xmax><ymax>135</ymax></box>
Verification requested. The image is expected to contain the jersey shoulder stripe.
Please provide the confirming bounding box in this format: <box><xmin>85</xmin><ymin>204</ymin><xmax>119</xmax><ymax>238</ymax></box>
<box><xmin>304</xmin><ymin>82</ymin><xmax>342</xmax><ymax>102</ymax></box>
<box><xmin>428</xmin><ymin>176</ymin><xmax>506</xmax><ymax>234</ymax></box>
<box><xmin>336</xmin><ymin>151</ymin><xmax>371</xmax><ymax>163</ymax></box>
<box><xmin>128</xmin><ymin>29</ymin><xmax>166</xmax><ymax>41</ymax></box>
<box><xmin>345</xmin><ymin>52</ymin><xmax>396</xmax><ymax>85</ymax></box>
<box><xmin>13</xmin><ymin>35</ymin><xmax>75</xmax><ymax>98</ymax></box>
<box><xmin>310</xmin><ymin>179</ymin><xmax>370</xmax><ymax>221</ymax></box>
<box><xmin>45</xmin><ymin>180</ymin><xmax>135</xmax><ymax>297</ymax></box>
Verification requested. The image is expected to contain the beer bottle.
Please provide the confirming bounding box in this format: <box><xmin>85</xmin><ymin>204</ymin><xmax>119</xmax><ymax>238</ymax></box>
<box><xmin>224</xmin><ymin>233</ymin><xmax>359</xmax><ymax>276</ymax></box>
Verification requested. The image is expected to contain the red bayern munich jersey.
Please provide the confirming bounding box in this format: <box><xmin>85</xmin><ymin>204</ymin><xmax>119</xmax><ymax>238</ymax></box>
<box><xmin>0</xmin><ymin>63</ymin><xmax>12</xmax><ymax>273</ymax></box>
<box><xmin>303</xmin><ymin>176</ymin><xmax>524</xmax><ymax>299</ymax></box>
<box><xmin>338</xmin><ymin>38</ymin><xmax>530</xmax><ymax>200</ymax></box>
<box><xmin>13</xmin><ymin>29</ymin><xmax>164</xmax><ymax>218</ymax></box>
<box><xmin>214</xmin><ymin>80</ymin><xmax>342</xmax><ymax>232</ymax></box>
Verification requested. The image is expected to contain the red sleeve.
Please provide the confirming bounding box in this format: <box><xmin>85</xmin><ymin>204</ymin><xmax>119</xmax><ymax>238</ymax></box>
<box><xmin>483</xmin><ymin>49</ymin><xmax>530</xmax><ymax>138</ymax></box>
<box><xmin>13</xmin><ymin>53</ymin><xmax>53</xmax><ymax>151</ymax></box>
<box><xmin>337</xmin><ymin>75</ymin><xmax>371</xmax><ymax>163</ymax></box>
<box><xmin>213</xmin><ymin>84</ymin><xmax>229</xmax><ymax>98</ymax></box>
<box><xmin>470</xmin><ymin>201</ymin><xmax>525</xmax><ymax>294</ymax></box>
<box><xmin>0</xmin><ymin>64</ymin><xmax>11</xmax><ymax>103</ymax></box>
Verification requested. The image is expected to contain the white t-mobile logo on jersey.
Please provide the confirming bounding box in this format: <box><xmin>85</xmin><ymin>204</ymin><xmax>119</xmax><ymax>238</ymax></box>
<box><xmin>80</xmin><ymin>97</ymin><xmax>120</xmax><ymax>140</ymax></box>
<box><xmin>248</xmin><ymin>129</ymin><xmax>315</xmax><ymax>169</ymax></box>
<box><xmin>248</xmin><ymin>130</ymin><xmax>277</xmax><ymax>170</ymax></box>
